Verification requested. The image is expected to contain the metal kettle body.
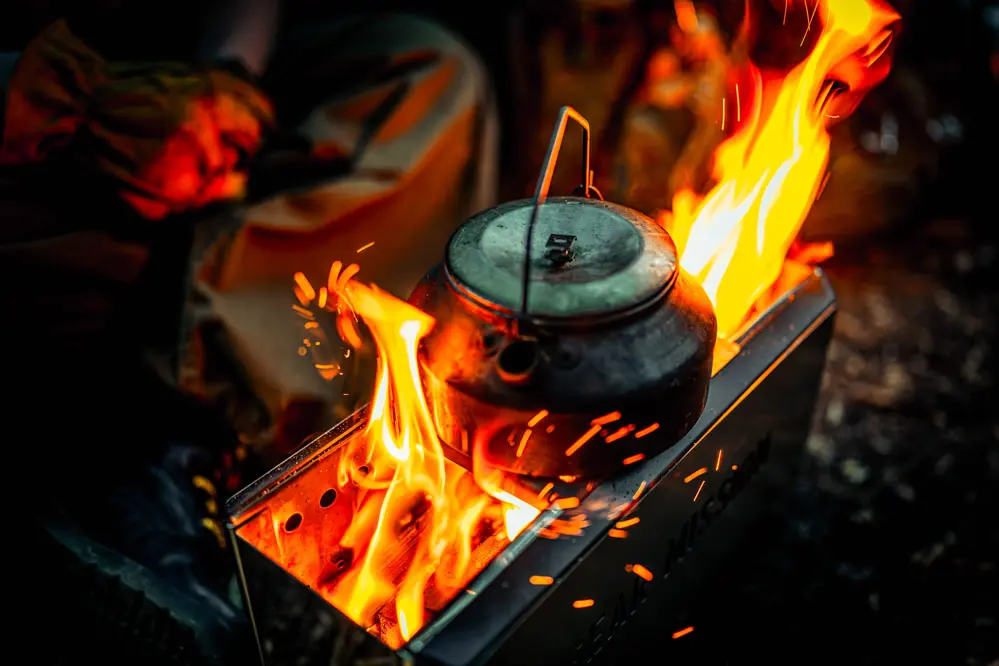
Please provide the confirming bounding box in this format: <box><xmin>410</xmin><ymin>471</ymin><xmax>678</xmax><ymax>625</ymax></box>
<box><xmin>409</xmin><ymin>195</ymin><xmax>716</xmax><ymax>480</ymax></box>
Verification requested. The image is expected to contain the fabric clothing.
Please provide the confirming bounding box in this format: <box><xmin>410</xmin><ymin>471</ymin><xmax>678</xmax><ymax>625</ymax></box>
<box><xmin>188</xmin><ymin>14</ymin><xmax>498</xmax><ymax>446</ymax></box>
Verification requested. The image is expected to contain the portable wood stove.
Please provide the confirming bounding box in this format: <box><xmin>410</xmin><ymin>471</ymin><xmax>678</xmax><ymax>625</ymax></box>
<box><xmin>226</xmin><ymin>107</ymin><xmax>836</xmax><ymax>666</ymax></box>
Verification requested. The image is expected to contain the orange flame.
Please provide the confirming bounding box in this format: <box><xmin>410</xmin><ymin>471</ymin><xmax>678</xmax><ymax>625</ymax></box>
<box><xmin>664</xmin><ymin>0</ymin><xmax>899</xmax><ymax>338</ymax></box>
<box><xmin>293</xmin><ymin>270</ymin><xmax>540</xmax><ymax>647</ymax></box>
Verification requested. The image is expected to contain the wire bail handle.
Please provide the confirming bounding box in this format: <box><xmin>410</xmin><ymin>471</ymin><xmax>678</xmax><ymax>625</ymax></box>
<box><xmin>519</xmin><ymin>106</ymin><xmax>603</xmax><ymax>321</ymax></box>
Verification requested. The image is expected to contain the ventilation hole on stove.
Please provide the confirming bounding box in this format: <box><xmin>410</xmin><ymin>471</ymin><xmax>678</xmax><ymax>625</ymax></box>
<box><xmin>331</xmin><ymin>552</ymin><xmax>351</xmax><ymax>571</ymax></box>
<box><xmin>358</xmin><ymin>465</ymin><xmax>370</xmax><ymax>477</ymax></box>
<box><xmin>319</xmin><ymin>489</ymin><xmax>337</xmax><ymax>508</ymax></box>
<box><xmin>496</xmin><ymin>338</ymin><xmax>540</xmax><ymax>385</ymax></box>
<box><xmin>284</xmin><ymin>513</ymin><xmax>303</xmax><ymax>532</ymax></box>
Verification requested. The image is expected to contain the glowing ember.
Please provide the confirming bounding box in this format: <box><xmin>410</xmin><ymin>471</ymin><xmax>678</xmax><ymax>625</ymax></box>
<box><xmin>672</xmin><ymin>625</ymin><xmax>695</xmax><ymax>639</ymax></box>
<box><xmin>627</xmin><ymin>563</ymin><xmax>655</xmax><ymax>581</ymax></box>
<box><xmin>663</xmin><ymin>0</ymin><xmax>899</xmax><ymax>338</ymax></box>
<box><xmin>292</xmin><ymin>270</ymin><xmax>540</xmax><ymax>648</ymax></box>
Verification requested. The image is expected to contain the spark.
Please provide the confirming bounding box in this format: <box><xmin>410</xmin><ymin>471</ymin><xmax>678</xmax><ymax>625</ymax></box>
<box><xmin>616</xmin><ymin>517</ymin><xmax>640</xmax><ymax>529</ymax></box>
<box><xmin>516</xmin><ymin>429</ymin><xmax>532</xmax><ymax>458</ymax></box>
<box><xmin>356</xmin><ymin>241</ymin><xmax>375</xmax><ymax>253</ymax></box>
<box><xmin>573</xmin><ymin>599</ymin><xmax>595</xmax><ymax>609</ymax></box>
<box><xmin>326</xmin><ymin>260</ymin><xmax>342</xmax><ymax>293</ymax></box>
<box><xmin>565</xmin><ymin>425</ymin><xmax>602</xmax><ymax>456</ymax></box>
<box><xmin>528</xmin><ymin>409</ymin><xmax>549</xmax><ymax>427</ymax></box>
<box><xmin>608</xmin><ymin>529</ymin><xmax>629</xmax><ymax>538</ymax></box>
<box><xmin>632</xmin><ymin>481</ymin><xmax>647</xmax><ymax>500</ymax></box>
<box><xmin>672</xmin><ymin>626</ymin><xmax>695</xmax><ymax>639</ymax></box>
<box><xmin>556</xmin><ymin>497</ymin><xmax>580</xmax><ymax>510</ymax></box>
<box><xmin>293</xmin><ymin>272</ymin><xmax>316</xmax><ymax>301</ymax></box>
<box><xmin>529</xmin><ymin>576</ymin><xmax>554</xmax><ymax>586</ymax></box>
<box><xmin>592</xmin><ymin>411</ymin><xmax>622</xmax><ymax>426</ymax></box>
<box><xmin>337</xmin><ymin>263</ymin><xmax>360</xmax><ymax>292</ymax></box>
<box><xmin>801</xmin><ymin>0</ymin><xmax>820</xmax><ymax>47</ymax></box>
<box><xmin>622</xmin><ymin>453</ymin><xmax>646</xmax><ymax>466</ymax></box>
<box><xmin>684</xmin><ymin>467</ymin><xmax>708</xmax><ymax>483</ymax></box>
<box><xmin>605</xmin><ymin>424</ymin><xmax>635</xmax><ymax>443</ymax></box>
<box><xmin>538</xmin><ymin>482</ymin><xmax>555</xmax><ymax>499</ymax></box>
<box><xmin>634</xmin><ymin>423</ymin><xmax>659</xmax><ymax>439</ymax></box>
<box><xmin>626</xmin><ymin>564</ymin><xmax>654</xmax><ymax>582</ymax></box>
<box><xmin>715</xmin><ymin>449</ymin><xmax>723</xmax><ymax>471</ymax></box>
<box><xmin>693</xmin><ymin>479</ymin><xmax>706</xmax><ymax>502</ymax></box>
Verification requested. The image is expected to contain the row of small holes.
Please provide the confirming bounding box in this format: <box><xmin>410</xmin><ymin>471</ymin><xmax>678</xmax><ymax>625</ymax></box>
<box><xmin>283</xmin><ymin>486</ymin><xmax>342</xmax><ymax>532</ymax></box>
<box><xmin>284</xmin><ymin>466</ymin><xmax>370</xmax><ymax>533</ymax></box>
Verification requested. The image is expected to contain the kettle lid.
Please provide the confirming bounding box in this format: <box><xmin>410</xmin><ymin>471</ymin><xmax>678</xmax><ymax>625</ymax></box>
<box><xmin>445</xmin><ymin>196</ymin><xmax>678</xmax><ymax>321</ymax></box>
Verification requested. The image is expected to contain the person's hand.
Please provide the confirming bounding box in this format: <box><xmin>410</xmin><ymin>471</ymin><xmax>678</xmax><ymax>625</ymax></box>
<box><xmin>0</xmin><ymin>19</ymin><xmax>274</xmax><ymax>220</ymax></box>
<box><xmin>89</xmin><ymin>62</ymin><xmax>274</xmax><ymax>219</ymax></box>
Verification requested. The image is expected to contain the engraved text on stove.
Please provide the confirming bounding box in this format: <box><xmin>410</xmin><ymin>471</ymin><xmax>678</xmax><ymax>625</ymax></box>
<box><xmin>573</xmin><ymin>432</ymin><xmax>773</xmax><ymax>664</ymax></box>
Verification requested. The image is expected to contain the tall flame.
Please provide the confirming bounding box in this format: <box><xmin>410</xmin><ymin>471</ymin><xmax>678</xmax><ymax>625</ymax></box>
<box><xmin>301</xmin><ymin>277</ymin><xmax>540</xmax><ymax>647</ymax></box>
<box><xmin>665</xmin><ymin>0</ymin><xmax>899</xmax><ymax>338</ymax></box>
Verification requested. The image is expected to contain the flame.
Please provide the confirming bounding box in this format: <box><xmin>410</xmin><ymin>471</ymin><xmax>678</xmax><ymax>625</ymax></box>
<box><xmin>664</xmin><ymin>0</ymin><xmax>899</xmax><ymax>338</ymax></box>
<box><xmin>293</xmin><ymin>270</ymin><xmax>540</xmax><ymax>648</ymax></box>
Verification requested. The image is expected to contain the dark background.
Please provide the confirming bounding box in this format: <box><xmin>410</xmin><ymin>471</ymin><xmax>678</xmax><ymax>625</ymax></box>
<box><xmin>3</xmin><ymin>1</ymin><xmax>996</xmax><ymax>222</ymax></box>
<box><xmin>5</xmin><ymin>1</ymin><xmax>998</xmax><ymax>664</ymax></box>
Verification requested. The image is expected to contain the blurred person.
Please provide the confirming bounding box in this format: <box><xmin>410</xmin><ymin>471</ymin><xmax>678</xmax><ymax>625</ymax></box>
<box><xmin>1</xmin><ymin>1</ymin><xmax>495</xmax><ymax>662</ymax></box>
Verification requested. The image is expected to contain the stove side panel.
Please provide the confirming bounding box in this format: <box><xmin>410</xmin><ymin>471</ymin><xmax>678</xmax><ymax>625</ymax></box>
<box><xmin>480</xmin><ymin>313</ymin><xmax>835</xmax><ymax>666</ymax></box>
<box><xmin>231</xmin><ymin>530</ymin><xmax>412</xmax><ymax>666</ymax></box>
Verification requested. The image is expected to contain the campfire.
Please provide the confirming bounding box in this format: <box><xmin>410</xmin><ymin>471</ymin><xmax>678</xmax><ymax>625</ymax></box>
<box><xmin>229</xmin><ymin>0</ymin><xmax>900</xmax><ymax>659</ymax></box>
